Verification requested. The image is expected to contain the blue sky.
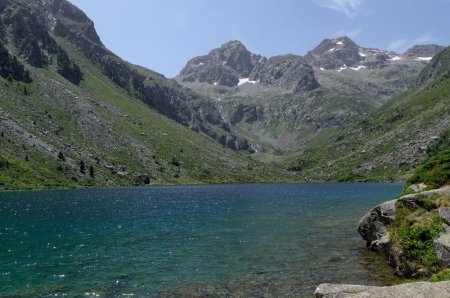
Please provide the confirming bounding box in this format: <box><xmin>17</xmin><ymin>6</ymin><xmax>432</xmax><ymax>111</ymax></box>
<box><xmin>69</xmin><ymin>0</ymin><xmax>449</xmax><ymax>78</ymax></box>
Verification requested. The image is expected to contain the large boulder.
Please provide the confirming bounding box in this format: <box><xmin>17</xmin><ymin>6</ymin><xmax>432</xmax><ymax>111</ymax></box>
<box><xmin>357</xmin><ymin>199</ymin><xmax>397</xmax><ymax>258</ymax></box>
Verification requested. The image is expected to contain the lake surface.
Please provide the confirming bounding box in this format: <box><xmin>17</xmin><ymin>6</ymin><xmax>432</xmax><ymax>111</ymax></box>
<box><xmin>0</xmin><ymin>183</ymin><xmax>403</xmax><ymax>297</ymax></box>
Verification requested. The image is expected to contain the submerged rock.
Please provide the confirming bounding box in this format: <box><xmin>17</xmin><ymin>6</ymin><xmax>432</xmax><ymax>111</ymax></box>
<box><xmin>315</xmin><ymin>281</ymin><xmax>450</xmax><ymax>298</ymax></box>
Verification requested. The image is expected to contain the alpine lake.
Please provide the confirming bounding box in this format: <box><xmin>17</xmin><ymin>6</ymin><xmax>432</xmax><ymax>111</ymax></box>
<box><xmin>0</xmin><ymin>183</ymin><xmax>403</xmax><ymax>297</ymax></box>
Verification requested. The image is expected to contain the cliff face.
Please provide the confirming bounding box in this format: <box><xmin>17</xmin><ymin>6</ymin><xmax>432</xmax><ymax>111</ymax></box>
<box><xmin>358</xmin><ymin>186</ymin><xmax>450</xmax><ymax>278</ymax></box>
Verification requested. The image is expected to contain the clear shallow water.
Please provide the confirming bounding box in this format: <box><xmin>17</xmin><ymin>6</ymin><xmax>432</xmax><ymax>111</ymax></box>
<box><xmin>0</xmin><ymin>183</ymin><xmax>403</xmax><ymax>297</ymax></box>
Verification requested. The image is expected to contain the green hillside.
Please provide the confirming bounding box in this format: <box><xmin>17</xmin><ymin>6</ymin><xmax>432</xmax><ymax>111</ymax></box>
<box><xmin>0</xmin><ymin>0</ymin><xmax>292</xmax><ymax>190</ymax></box>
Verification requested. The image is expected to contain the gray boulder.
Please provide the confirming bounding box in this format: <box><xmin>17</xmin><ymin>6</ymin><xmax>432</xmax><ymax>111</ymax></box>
<box><xmin>440</xmin><ymin>208</ymin><xmax>450</xmax><ymax>225</ymax></box>
<box><xmin>357</xmin><ymin>199</ymin><xmax>397</xmax><ymax>258</ymax></box>
<box><xmin>434</xmin><ymin>234</ymin><xmax>450</xmax><ymax>267</ymax></box>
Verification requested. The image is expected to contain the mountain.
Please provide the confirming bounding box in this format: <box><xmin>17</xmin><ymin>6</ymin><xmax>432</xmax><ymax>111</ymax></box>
<box><xmin>178</xmin><ymin>40</ymin><xmax>263</xmax><ymax>87</ymax></box>
<box><xmin>0</xmin><ymin>0</ymin><xmax>293</xmax><ymax>190</ymax></box>
<box><xmin>305</xmin><ymin>36</ymin><xmax>445</xmax><ymax>103</ymax></box>
<box><xmin>176</xmin><ymin>41</ymin><xmax>319</xmax><ymax>96</ymax></box>
<box><xmin>285</xmin><ymin>45</ymin><xmax>450</xmax><ymax>181</ymax></box>
<box><xmin>0</xmin><ymin>0</ymin><xmax>447</xmax><ymax>190</ymax></box>
<box><xmin>175</xmin><ymin>37</ymin><xmax>444</xmax><ymax>157</ymax></box>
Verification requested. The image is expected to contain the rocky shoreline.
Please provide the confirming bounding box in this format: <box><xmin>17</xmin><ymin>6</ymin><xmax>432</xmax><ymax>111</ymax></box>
<box><xmin>315</xmin><ymin>185</ymin><xmax>450</xmax><ymax>297</ymax></box>
<box><xmin>358</xmin><ymin>185</ymin><xmax>450</xmax><ymax>277</ymax></box>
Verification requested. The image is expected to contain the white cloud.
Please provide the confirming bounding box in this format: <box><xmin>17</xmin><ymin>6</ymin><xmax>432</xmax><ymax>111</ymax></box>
<box><xmin>317</xmin><ymin>0</ymin><xmax>366</xmax><ymax>18</ymax></box>
<box><xmin>387</xmin><ymin>34</ymin><xmax>436</xmax><ymax>53</ymax></box>
<box><xmin>337</xmin><ymin>28</ymin><xmax>362</xmax><ymax>38</ymax></box>
<box><xmin>387</xmin><ymin>39</ymin><xmax>409</xmax><ymax>52</ymax></box>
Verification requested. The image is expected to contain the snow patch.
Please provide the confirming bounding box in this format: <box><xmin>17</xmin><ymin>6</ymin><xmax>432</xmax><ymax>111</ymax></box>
<box><xmin>198</xmin><ymin>62</ymin><xmax>204</xmax><ymax>66</ymax></box>
<box><xmin>349</xmin><ymin>65</ymin><xmax>366</xmax><ymax>71</ymax></box>
<box><xmin>337</xmin><ymin>65</ymin><xmax>347</xmax><ymax>72</ymax></box>
<box><xmin>415</xmin><ymin>57</ymin><xmax>433</xmax><ymax>61</ymax></box>
<box><xmin>320</xmin><ymin>67</ymin><xmax>325</xmax><ymax>71</ymax></box>
<box><xmin>389</xmin><ymin>56</ymin><xmax>403</xmax><ymax>61</ymax></box>
<box><xmin>358</xmin><ymin>52</ymin><xmax>366</xmax><ymax>57</ymax></box>
<box><xmin>329</xmin><ymin>48</ymin><xmax>336</xmax><ymax>52</ymax></box>
<box><xmin>335</xmin><ymin>41</ymin><xmax>343</xmax><ymax>45</ymax></box>
<box><xmin>238</xmin><ymin>78</ymin><xmax>257</xmax><ymax>86</ymax></box>
<box><xmin>214</xmin><ymin>82</ymin><xmax>218</xmax><ymax>85</ymax></box>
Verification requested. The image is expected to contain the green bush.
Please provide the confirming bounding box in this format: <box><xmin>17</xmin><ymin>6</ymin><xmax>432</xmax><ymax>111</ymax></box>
<box><xmin>0</xmin><ymin>155</ymin><xmax>10</xmax><ymax>169</ymax></box>
<box><xmin>391</xmin><ymin>198</ymin><xmax>444</xmax><ymax>269</ymax></box>
<box><xmin>399</xmin><ymin>224</ymin><xmax>442</xmax><ymax>267</ymax></box>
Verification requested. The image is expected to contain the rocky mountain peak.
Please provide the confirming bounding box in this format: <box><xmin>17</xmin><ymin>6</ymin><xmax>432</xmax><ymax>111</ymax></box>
<box><xmin>218</xmin><ymin>40</ymin><xmax>247</xmax><ymax>51</ymax></box>
<box><xmin>176</xmin><ymin>40</ymin><xmax>263</xmax><ymax>87</ymax></box>
<box><xmin>403</xmin><ymin>44</ymin><xmax>445</xmax><ymax>58</ymax></box>
<box><xmin>208</xmin><ymin>40</ymin><xmax>261</xmax><ymax>77</ymax></box>
<box><xmin>304</xmin><ymin>36</ymin><xmax>362</xmax><ymax>69</ymax></box>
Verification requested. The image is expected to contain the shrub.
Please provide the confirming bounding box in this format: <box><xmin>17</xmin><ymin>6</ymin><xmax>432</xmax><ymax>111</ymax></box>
<box><xmin>398</xmin><ymin>224</ymin><xmax>442</xmax><ymax>267</ymax></box>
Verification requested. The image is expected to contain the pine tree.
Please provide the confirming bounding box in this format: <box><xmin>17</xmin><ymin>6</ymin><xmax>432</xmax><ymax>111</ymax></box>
<box><xmin>79</xmin><ymin>160</ymin><xmax>85</xmax><ymax>174</ymax></box>
<box><xmin>89</xmin><ymin>165</ymin><xmax>94</xmax><ymax>178</ymax></box>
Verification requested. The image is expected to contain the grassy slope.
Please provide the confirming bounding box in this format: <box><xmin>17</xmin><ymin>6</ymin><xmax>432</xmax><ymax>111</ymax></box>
<box><xmin>0</xmin><ymin>40</ymin><xmax>293</xmax><ymax>190</ymax></box>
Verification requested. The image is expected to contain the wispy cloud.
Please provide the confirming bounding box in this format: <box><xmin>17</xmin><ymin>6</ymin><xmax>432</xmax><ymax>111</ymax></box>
<box><xmin>337</xmin><ymin>28</ymin><xmax>362</xmax><ymax>38</ymax></box>
<box><xmin>387</xmin><ymin>39</ymin><xmax>409</xmax><ymax>52</ymax></box>
<box><xmin>317</xmin><ymin>0</ymin><xmax>366</xmax><ymax>18</ymax></box>
<box><xmin>387</xmin><ymin>34</ymin><xmax>435</xmax><ymax>53</ymax></box>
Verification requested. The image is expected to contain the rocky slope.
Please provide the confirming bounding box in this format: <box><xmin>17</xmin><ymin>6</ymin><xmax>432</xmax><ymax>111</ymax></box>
<box><xmin>0</xmin><ymin>0</ymin><xmax>292</xmax><ymax>190</ymax></box>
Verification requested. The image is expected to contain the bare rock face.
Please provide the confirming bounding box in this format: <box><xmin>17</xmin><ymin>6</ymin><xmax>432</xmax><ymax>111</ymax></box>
<box><xmin>249</xmin><ymin>54</ymin><xmax>319</xmax><ymax>94</ymax></box>
<box><xmin>357</xmin><ymin>199</ymin><xmax>397</xmax><ymax>259</ymax></box>
<box><xmin>315</xmin><ymin>281</ymin><xmax>450</xmax><ymax>298</ymax></box>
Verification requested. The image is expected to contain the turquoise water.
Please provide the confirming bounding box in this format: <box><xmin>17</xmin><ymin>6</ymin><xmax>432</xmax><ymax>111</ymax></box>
<box><xmin>0</xmin><ymin>183</ymin><xmax>402</xmax><ymax>297</ymax></box>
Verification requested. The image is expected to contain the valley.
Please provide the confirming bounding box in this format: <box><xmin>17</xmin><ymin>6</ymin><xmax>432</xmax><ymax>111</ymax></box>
<box><xmin>0</xmin><ymin>0</ymin><xmax>448</xmax><ymax>190</ymax></box>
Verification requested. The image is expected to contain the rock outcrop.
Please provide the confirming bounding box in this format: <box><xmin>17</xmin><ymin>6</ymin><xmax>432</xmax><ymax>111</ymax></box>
<box><xmin>357</xmin><ymin>199</ymin><xmax>396</xmax><ymax>260</ymax></box>
<box><xmin>314</xmin><ymin>281</ymin><xmax>450</xmax><ymax>298</ymax></box>
<box><xmin>357</xmin><ymin>186</ymin><xmax>450</xmax><ymax>277</ymax></box>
